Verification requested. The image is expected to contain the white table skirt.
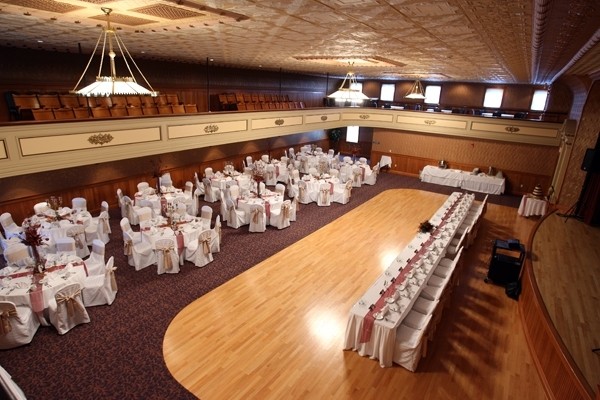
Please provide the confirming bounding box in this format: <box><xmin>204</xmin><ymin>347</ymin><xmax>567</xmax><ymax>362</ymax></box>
<box><xmin>518</xmin><ymin>195</ymin><xmax>547</xmax><ymax>217</ymax></box>
<box><xmin>420</xmin><ymin>165</ymin><xmax>505</xmax><ymax>194</ymax></box>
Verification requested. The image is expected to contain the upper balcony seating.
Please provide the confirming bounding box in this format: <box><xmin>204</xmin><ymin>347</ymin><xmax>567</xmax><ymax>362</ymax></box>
<box><xmin>6</xmin><ymin>91</ymin><xmax>198</xmax><ymax>121</ymax></box>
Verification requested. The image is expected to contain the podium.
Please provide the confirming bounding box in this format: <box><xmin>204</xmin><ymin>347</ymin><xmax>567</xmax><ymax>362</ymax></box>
<box><xmin>485</xmin><ymin>239</ymin><xmax>526</xmax><ymax>286</ymax></box>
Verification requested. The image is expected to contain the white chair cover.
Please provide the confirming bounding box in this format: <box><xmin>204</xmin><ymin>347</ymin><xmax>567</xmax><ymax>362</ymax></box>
<box><xmin>265</xmin><ymin>164</ymin><xmax>277</xmax><ymax>186</ymax></box>
<box><xmin>85</xmin><ymin>239</ymin><xmax>106</xmax><ymax>276</ymax></box>
<box><xmin>55</xmin><ymin>237</ymin><xmax>77</xmax><ymax>257</ymax></box>
<box><xmin>85</xmin><ymin>210</ymin><xmax>111</xmax><ymax>245</ymax></box>
<box><xmin>33</xmin><ymin>201</ymin><xmax>50</xmax><ymax>215</ymax></box>
<box><xmin>135</xmin><ymin>206</ymin><xmax>153</xmax><ymax>229</ymax></box>
<box><xmin>200</xmin><ymin>205</ymin><xmax>213</xmax><ymax>231</ymax></box>
<box><xmin>82</xmin><ymin>256</ymin><xmax>118</xmax><ymax>307</ymax></box>
<box><xmin>363</xmin><ymin>162</ymin><xmax>380</xmax><ymax>185</ymax></box>
<box><xmin>48</xmin><ymin>283</ymin><xmax>91</xmax><ymax>335</ymax></box>
<box><xmin>297</xmin><ymin>180</ymin><xmax>311</xmax><ymax>204</ymax></box>
<box><xmin>0</xmin><ymin>364</ymin><xmax>28</xmax><ymax>400</ymax></box>
<box><xmin>249</xmin><ymin>204</ymin><xmax>266</xmax><ymax>233</ymax></box>
<box><xmin>392</xmin><ymin>316</ymin><xmax>432</xmax><ymax>372</ymax></box>
<box><xmin>192</xmin><ymin>230</ymin><xmax>214</xmax><ymax>267</ymax></box>
<box><xmin>210</xmin><ymin>215</ymin><xmax>222</xmax><ymax>253</ymax></box>
<box><xmin>317</xmin><ymin>183</ymin><xmax>331</xmax><ymax>207</ymax></box>
<box><xmin>0</xmin><ymin>301</ymin><xmax>40</xmax><ymax>349</ymax></box>
<box><xmin>155</xmin><ymin>238</ymin><xmax>180</xmax><ymax>274</ymax></box>
<box><xmin>203</xmin><ymin>178</ymin><xmax>220</xmax><ymax>203</ymax></box>
<box><xmin>332</xmin><ymin>180</ymin><xmax>353</xmax><ymax>204</ymax></box>
<box><xmin>122</xmin><ymin>196</ymin><xmax>140</xmax><ymax>225</ymax></box>
<box><xmin>269</xmin><ymin>200</ymin><xmax>291</xmax><ymax>229</ymax></box>
<box><xmin>0</xmin><ymin>213</ymin><xmax>23</xmax><ymax>239</ymax></box>
<box><xmin>226</xmin><ymin>199</ymin><xmax>247</xmax><ymax>229</ymax></box>
<box><xmin>3</xmin><ymin>244</ymin><xmax>30</xmax><ymax>267</ymax></box>
<box><xmin>66</xmin><ymin>225</ymin><xmax>90</xmax><ymax>259</ymax></box>
<box><xmin>122</xmin><ymin>230</ymin><xmax>155</xmax><ymax>271</ymax></box>
<box><xmin>71</xmin><ymin>197</ymin><xmax>87</xmax><ymax>212</ymax></box>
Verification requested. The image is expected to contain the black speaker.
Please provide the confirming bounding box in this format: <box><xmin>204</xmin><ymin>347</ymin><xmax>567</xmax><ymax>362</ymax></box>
<box><xmin>581</xmin><ymin>148</ymin><xmax>600</xmax><ymax>172</ymax></box>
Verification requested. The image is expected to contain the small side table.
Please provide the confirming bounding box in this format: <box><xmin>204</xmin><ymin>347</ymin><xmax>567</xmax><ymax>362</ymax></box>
<box><xmin>518</xmin><ymin>195</ymin><xmax>547</xmax><ymax>217</ymax></box>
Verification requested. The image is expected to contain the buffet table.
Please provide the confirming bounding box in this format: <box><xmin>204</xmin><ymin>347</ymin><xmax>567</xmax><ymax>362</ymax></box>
<box><xmin>420</xmin><ymin>165</ymin><xmax>505</xmax><ymax>194</ymax></box>
<box><xmin>344</xmin><ymin>192</ymin><xmax>474</xmax><ymax>368</ymax></box>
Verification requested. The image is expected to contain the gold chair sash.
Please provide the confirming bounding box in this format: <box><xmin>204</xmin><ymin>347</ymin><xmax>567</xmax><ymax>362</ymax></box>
<box><xmin>68</xmin><ymin>232</ymin><xmax>85</xmax><ymax>249</ymax></box>
<box><xmin>251</xmin><ymin>208</ymin><xmax>261</xmax><ymax>224</ymax></box>
<box><xmin>56</xmin><ymin>288</ymin><xmax>84</xmax><ymax>317</ymax></box>
<box><xmin>0</xmin><ymin>309</ymin><xmax>17</xmax><ymax>334</ymax></box>
<box><xmin>299</xmin><ymin>186</ymin><xmax>306</xmax><ymax>201</ymax></box>
<box><xmin>320</xmin><ymin>188</ymin><xmax>329</xmax><ymax>203</ymax></box>
<box><xmin>199</xmin><ymin>235</ymin><xmax>211</xmax><ymax>254</ymax></box>
<box><xmin>124</xmin><ymin>239</ymin><xmax>133</xmax><ymax>256</ymax></box>
<box><xmin>101</xmin><ymin>216</ymin><xmax>111</xmax><ymax>233</ymax></box>
<box><xmin>106</xmin><ymin>265</ymin><xmax>118</xmax><ymax>291</ymax></box>
<box><xmin>282</xmin><ymin>204</ymin><xmax>290</xmax><ymax>220</ymax></box>
<box><xmin>159</xmin><ymin>246</ymin><xmax>174</xmax><ymax>271</ymax></box>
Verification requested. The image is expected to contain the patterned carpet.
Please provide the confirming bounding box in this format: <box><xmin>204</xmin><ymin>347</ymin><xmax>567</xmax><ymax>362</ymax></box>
<box><xmin>0</xmin><ymin>173</ymin><xmax>520</xmax><ymax>399</ymax></box>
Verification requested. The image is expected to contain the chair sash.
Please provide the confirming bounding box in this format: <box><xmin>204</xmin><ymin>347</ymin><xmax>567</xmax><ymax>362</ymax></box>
<box><xmin>320</xmin><ymin>188</ymin><xmax>330</xmax><ymax>204</ymax></box>
<box><xmin>353</xmin><ymin>169</ymin><xmax>361</xmax><ymax>183</ymax></box>
<box><xmin>299</xmin><ymin>185</ymin><xmax>306</xmax><ymax>201</ymax></box>
<box><xmin>124</xmin><ymin>200</ymin><xmax>136</xmax><ymax>221</ymax></box>
<box><xmin>101</xmin><ymin>215</ymin><xmax>111</xmax><ymax>233</ymax></box>
<box><xmin>106</xmin><ymin>264</ymin><xmax>118</xmax><ymax>291</ymax></box>
<box><xmin>124</xmin><ymin>239</ymin><xmax>133</xmax><ymax>256</ymax></box>
<box><xmin>228</xmin><ymin>205</ymin><xmax>237</xmax><ymax>223</ymax></box>
<box><xmin>158</xmin><ymin>246</ymin><xmax>174</xmax><ymax>271</ymax></box>
<box><xmin>56</xmin><ymin>288</ymin><xmax>84</xmax><ymax>317</ymax></box>
<box><xmin>266</xmin><ymin>170</ymin><xmax>274</xmax><ymax>180</ymax></box>
<box><xmin>215</xmin><ymin>224</ymin><xmax>222</xmax><ymax>244</ymax></box>
<box><xmin>251</xmin><ymin>208</ymin><xmax>261</xmax><ymax>224</ymax></box>
<box><xmin>68</xmin><ymin>231</ymin><xmax>85</xmax><ymax>249</ymax></box>
<box><xmin>199</xmin><ymin>234</ymin><xmax>211</xmax><ymax>254</ymax></box>
<box><xmin>281</xmin><ymin>204</ymin><xmax>290</xmax><ymax>220</ymax></box>
<box><xmin>0</xmin><ymin>309</ymin><xmax>17</xmax><ymax>334</ymax></box>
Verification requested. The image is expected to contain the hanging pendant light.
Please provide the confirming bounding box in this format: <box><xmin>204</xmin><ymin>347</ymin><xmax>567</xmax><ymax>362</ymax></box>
<box><xmin>327</xmin><ymin>66</ymin><xmax>369</xmax><ymax>105</ymax></box>
<box><xmin>71</xmin><ymin>7</ymin><xmax>157</xmax><ymax>97</ymax></box>
<box><xmin>404</xmin><ymin>79</ymin><xmax>426</xmax><ymax>99</ymax></box>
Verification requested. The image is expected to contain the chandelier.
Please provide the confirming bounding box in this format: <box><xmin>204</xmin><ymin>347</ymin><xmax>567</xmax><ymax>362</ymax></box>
<box><xmin>327</xmin><ymin>68</ymin><xmax>369</xmax><ymax>105</ymax></box>
<box><xmin>71</xmin><ymin>7</ymin><xmax>157</xmax><ymax>97</ymax></box>
<box><xmin>404</xmin><ymin>79</ymin><xmax>426</xmax><ymax>99</ymax></box>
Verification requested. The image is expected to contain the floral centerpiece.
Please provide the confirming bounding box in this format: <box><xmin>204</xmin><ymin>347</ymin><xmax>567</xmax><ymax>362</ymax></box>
<box><xmin>418</xmin><ymin>220</ymin><xmax>435</xmax><ymax>234</ymax></box>
<box><xmin>21</xmin><ymin>223</ymin><xmax>46</xmax><ymax>273</ymax></box>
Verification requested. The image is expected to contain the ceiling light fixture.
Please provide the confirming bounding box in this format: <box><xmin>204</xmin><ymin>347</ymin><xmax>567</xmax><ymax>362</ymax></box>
<box><xmin>404</xmin><ymin>79</ymin><xmax>426</xmax><ymax>99</ymax></box>
<box><xmin>327</xmin><ymin>65</ymin><xmax>369</xmax><ymax>105</ymax></box>
<box><xmin>71</xmin><ymin>7</ymin><xmax>157</xmax><ymax>97</ymax></box>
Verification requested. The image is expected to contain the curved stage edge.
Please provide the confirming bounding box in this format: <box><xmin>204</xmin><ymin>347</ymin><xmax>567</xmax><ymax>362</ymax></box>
<box><xmin>519</xmin><ymin>210</ymin><xmax>596</xmax><ymax>400</ymax></box>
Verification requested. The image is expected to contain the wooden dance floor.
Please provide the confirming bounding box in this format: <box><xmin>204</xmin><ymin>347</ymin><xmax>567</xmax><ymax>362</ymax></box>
<box><xmin>163</xmin><ymin>189</ymin><xmax>547</xmax><ymax>399</ymax></box>
<box><xmin>531</xmin><ymin>213</ymin><xmax>600</xmax><ymax>394</ymax></box>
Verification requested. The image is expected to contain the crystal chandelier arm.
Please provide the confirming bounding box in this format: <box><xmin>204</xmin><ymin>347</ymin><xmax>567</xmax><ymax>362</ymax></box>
<box><xmin>71</xmin><ymin>29</ymin><xmax>104</xmax><ymax>93</ymax></box>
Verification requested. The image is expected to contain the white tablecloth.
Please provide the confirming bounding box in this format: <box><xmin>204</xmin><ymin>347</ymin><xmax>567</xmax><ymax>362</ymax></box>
<box><xmin>344</xmin><ymin>192</ymin><xmax>474</xmax><ymax>367</ymax></box>
<box><xmin>420</xmin><ymin>166</ymin><xmax>505</xmax><ymax>194</ymax></box>
<box><xmin>0</xmin><ymin>255</ymin><xmax>87</xmax><ymax>325</ymax></box>
<box><xmin>518</xmin><ymin>195</ymin><xmax>547</xmax><ymax>217</ymax></box>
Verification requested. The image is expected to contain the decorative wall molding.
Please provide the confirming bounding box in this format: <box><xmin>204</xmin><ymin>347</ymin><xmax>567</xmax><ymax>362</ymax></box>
<box><xmin>168</xmin><ymin>120</ymin><xmax>247</xmax><ymax>139</ymax></box>
<box><xmin>18</xmin><ymin>127</ymin><xmax>160</xmax><ymax>156</ymax></box>
<box><xmin>0</xmin><ymin>139</ymin><xmax>6</xmax><ymax>160</ymax></box>
<box><xmin>0</xmin><ymin>108</ymin><xmax>561</xmax><ymax>178</ymax></box>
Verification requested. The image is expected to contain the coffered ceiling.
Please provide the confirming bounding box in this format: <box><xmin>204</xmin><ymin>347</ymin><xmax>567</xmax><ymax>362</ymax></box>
<box><xmin>0</xmin><ymin>0</ymin><xmax>599</xmax><ymax>83</ymax></box>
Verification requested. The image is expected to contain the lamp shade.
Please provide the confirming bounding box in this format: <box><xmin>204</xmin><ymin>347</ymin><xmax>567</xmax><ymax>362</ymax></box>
<box><xmin>405</xmin><ymin>80</ymin><xmax>426</xmax><ymax>99</ymax></box>
<box><xmin>71</xmin><ymin>8</ymin><xmax>157</xmax><ymax>97</ymax></box>
<box><xmin>328</xmin><ymin>72</ymin><xmax>369</xmax><ymax>103</ymax></box>
<box><xmin>75</xmin><ymin>76</ymin><xmax>157</xmax><ymax>97</ymax></box>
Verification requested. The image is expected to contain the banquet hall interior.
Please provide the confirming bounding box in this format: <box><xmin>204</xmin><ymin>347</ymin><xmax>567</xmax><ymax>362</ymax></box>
<box><xmin>0</xmin><ymin>1</ymin><xmax>600</xmax><ymax>399</ymax></box>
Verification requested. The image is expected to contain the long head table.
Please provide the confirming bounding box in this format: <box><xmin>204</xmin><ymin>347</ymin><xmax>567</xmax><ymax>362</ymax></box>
<box><xmin>344</xmin><ymin>191</ymin><xmax>474</xmax><ymax>367</ymax></box>
<box><xmin>420</xmin><ymin>165</ymin><xmax>505</xmax><ymax>195</ymax></box>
